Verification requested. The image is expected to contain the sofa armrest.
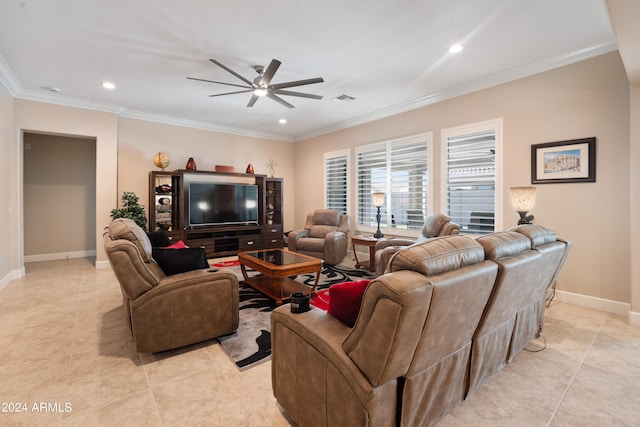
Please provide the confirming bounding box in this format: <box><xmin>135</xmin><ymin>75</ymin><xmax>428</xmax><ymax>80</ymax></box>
<box><xmin>375</xmin><ymin>238</ymin><xmax>414</xmax><ymax>251</ymax></box>
<box><xmin>271</xmin><ymin>307</ymin><xmax>383</xmax><ymax>416</ymax></box>
<box><xmin>287</xmin><ymin>229</ymin><xmax>309</xmax><ymax>251</ymax></box>
<box><xmin>129</xmin><ymin>268</ymin><xmax>239</xmax><ymax>352</ymax></box>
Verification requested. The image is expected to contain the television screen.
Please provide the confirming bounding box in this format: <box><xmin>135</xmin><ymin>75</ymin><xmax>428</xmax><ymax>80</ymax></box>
<box><xmin>188</xmin><ymin>182</ymin><xmax>259</xmax><ymax>226</ymax></box>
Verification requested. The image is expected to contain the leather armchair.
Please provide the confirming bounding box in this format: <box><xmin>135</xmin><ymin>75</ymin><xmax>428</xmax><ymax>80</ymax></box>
<box><xmin>288</xmin><ymin>209</ymin><xmax>350</xmax><ymax>265</ymax></box>
<box><xmin>103</xmin><ymin>218</ymin><xmax>239</xmax><ymax>353</ymax></box>
<box><xmin>374</xmin><ymin>213</ymin><xmax>460</xmax><ymax>276</ymax></box>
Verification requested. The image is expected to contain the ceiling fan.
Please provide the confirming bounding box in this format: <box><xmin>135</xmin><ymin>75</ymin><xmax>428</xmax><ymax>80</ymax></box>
<box><xmin>187</xmin><ymin>59</ymin><xmax>324</xmax><ymax>109</ymax></box>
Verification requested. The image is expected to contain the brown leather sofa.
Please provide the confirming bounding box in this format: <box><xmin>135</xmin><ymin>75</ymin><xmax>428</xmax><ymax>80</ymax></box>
<box><xmin>271</xmin><ymin>225</ymin><xmax>570</xmax><ymax>426</ymax></box>
<box><xmin>103</xmin><ymin>218</ymin><xmax>239</xmax><ymax>353</ymax></box>
<box><xmin>374</xmin><ymin>213</ymin><xmax>460</xmax><ymax>276</ymax></box>
<box><xmin>288</xmin><ymin>209</ymin><xmax>350</xmax><ymax>265</ymax></box>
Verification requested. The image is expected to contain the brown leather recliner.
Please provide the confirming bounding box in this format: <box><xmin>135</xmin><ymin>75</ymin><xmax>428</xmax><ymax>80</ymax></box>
<box><xmin>374</xmin><ymin>213</ymin><xmax>460</xmax><ymax>276</ymax></box>
<box><xmin>271</xmin><ymin>235</ymin><xmax>498</xmax><ymax>426</ymax></box>
<box><xmin>288</xmin><ymin>209</ymin><xmax>350</xmax><ymax>265</ymax></box>
<box><xmin>103</xmin><ymin>218</ymin><xmax>239</xmax><ymax>353</ymax></box>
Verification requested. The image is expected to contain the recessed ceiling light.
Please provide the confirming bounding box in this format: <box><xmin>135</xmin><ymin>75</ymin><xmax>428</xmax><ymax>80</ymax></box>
<box><xmin>101</xmin><ymin>81</ymin><xmax>116</xmax><ymax>90</ymax></box>
<box><xmin>448</xmin><ymin>44</ymin><xmax>463</xmax><ymax>54</ymax></box>
<box><xmin>279</xmin><ymin>118</ymin><xmax>287</xmax><ymax>124</ymax></box>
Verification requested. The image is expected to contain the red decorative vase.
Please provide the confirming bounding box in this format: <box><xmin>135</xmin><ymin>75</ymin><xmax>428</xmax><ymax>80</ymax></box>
<box><xmin>246</xmin><ymin>163</ymin><xmax>255</xmax><ymax>174</ymax></box>
<box><xmin>185</xmin><ymin>157</ymin><xmax>196</xmax><ymax>170</ymax></box>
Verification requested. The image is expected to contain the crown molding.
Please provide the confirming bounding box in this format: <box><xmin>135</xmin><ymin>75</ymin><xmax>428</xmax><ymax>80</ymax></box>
<box><xmin>119</xmin><ymin>110</ymin><xmax>295</xmax><ymax>142</ymax></box>
<box><xmin>1</xmin><ymin>39</ymin><xmax>617</xmax><ymax>143</ymax></box>
<box><xmin>296</xmin><ymin>39</ymin><xmax>618</xmax><ymax>141</ymax></box>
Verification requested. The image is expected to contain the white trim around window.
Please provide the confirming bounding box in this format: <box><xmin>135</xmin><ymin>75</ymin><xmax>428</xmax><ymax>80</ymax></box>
<box><xmin>441</xmin><ymin>118</ymin><xmax>503</xmax><ymax>234</ymax></box>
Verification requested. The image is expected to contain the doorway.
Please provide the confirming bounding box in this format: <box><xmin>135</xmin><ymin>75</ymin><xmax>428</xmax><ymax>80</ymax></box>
<box><xmin>23</xmin><ymin>132</ymin><xmax>97</xmax><ymax>262</ymax></box>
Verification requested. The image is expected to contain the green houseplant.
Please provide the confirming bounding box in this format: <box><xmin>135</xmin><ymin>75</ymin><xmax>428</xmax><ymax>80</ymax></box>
<box><xmin>110</xmin><ymin>191</ymin><xmax>147</xmax><ymax>230</ymax></box>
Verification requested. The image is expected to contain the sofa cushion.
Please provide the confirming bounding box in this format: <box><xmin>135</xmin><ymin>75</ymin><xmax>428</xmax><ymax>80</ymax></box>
<box><xmin>388</xmin><ymin>235</ymin><xmax>484</xmax><ymax>276</ymax></box>
<box><xmin>147</xmin><ymin>230</ymin><xmax>172</xmax><ymax>247</ymax></box>
<box><xmin>296</xmin><ymin>237</ymin><xmax>326</xmax><ymax>252</ymax></box>
<box><xmin>328</xmin><ymin>280</ymin><xmax>372</xmax><ymax>327</ymax></box>
<box><xmin>109</xmin><ymin>218</ymin><xmax>154</xmax><ymax>263</ymax></box>
<box><xmin>511</xmin><ymin>224</ymin><xmax>557</xmax><ymax>247</ymax></box>
<box><xmin>308</xmin><ymin>210</ymin><xmax>340</xmax><ymax>238</ymax></box>
<box><xmin>477</xmin><ymin>231</ymin><xmax>531</xmax><ymax>260</ymax></box>
<box><xmin>152</xmin><ymin>247</ymin><xmax>209</xmax><ymax>276</ymax></box>
<box><xmin>166</xmin><ymin>240</ymin><xmax>188</xmax><ymax>249</ymax></box>
<box><xmin>422</xmin><ymin>213</ymin><xmax>450</xmax><ymax>237</ymax></box>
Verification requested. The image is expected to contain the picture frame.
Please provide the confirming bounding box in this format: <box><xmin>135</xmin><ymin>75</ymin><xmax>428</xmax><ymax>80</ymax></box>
<box><xmin>531</xmin><ymin>137</ymin><xmax>596</xmax><ymax>184</ymax></box>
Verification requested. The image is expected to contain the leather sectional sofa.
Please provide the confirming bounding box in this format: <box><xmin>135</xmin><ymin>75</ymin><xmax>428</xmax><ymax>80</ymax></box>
<box><xmin>271</xmin><ymin>224</ymin><xmax>570</xmax><ymax>426</ymax></box>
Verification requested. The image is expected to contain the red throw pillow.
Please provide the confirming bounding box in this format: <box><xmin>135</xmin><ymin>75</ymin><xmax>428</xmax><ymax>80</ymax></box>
<box><xmin>328</xmin><ymin>280</ymin><xmax>372</xmax><ymax>327</ymax></box>
<box><xmin>166</xmin><ymin>240</ymin><xmax>188</xmax><ymax>249</ymax></box>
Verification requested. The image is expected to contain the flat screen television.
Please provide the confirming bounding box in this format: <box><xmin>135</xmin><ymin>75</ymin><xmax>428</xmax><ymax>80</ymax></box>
<box><xmin>188</xmin><ymin>182</ymin><xmax>259</xmax><ymax>227</ymax></box>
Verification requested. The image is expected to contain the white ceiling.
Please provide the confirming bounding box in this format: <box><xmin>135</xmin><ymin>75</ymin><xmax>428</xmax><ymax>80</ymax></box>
<box><xmin>0</xmin><ymin>0</ymin><xmax>623</xmax><ymax>142</ymax></box>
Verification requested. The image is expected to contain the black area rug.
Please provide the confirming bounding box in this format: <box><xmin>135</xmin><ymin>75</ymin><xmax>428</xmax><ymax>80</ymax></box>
<box><xmin>217</xmin><ymin>264</ymin><xmax>374</xmax><ymax>370</ymax></box>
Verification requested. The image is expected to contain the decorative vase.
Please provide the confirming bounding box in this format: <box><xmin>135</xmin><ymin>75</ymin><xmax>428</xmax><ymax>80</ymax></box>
<box><xmin>246</xmin><ymin>163</ymin><xmax>255</xmax><ymax>174</ymax></box>
<box><xmin>185</xmin><ymin>157</ymin><xmax>196</xmax><ymax>170</ymax></box>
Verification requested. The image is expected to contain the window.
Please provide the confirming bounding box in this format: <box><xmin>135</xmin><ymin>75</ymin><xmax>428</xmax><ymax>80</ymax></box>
<box><xmin>442</xmin><ymin>119</ymin><xmax>502</xmax><ymax>235</ymax></box>
<box><xmin>324</xmin><ymin>150</ymin><xmax>349</xmax><ymax>215</ymax></box>
<box><xmin>355</xmin><ymin>133</ymin><xmax>431</xmax><ymax>233</ymax></box>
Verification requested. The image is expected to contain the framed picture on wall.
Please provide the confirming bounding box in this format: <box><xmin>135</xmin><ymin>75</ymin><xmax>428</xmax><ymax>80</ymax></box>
<box><xmin>531</xmin><ymin>137</ymin><xmax>596</xmax><ymax>184</ymax></box>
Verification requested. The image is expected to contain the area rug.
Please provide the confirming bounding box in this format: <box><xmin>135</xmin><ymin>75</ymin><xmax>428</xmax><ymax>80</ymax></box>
<box><xmin>216</xmin><ymin>264</ymin><xmax>374</xmax><ymax>370</ymax></box>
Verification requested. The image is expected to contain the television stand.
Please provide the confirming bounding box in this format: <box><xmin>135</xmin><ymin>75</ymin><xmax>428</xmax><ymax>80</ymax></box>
<box><xmin>185</xmin><ymin>225</ymin><xmax>263</xmax><ymax>258</ymax></box>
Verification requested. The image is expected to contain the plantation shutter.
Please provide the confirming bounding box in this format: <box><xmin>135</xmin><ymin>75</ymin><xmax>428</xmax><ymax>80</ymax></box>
<box><xmin>445</xmin><ymin>130</ymin><xmax>496</xmax><ymax>234</ymax></box>
<box><xmin>356</xmin><ymin>135</ymin><xmax>429</xmax><ymax>230</ymax></box>
<box><xmin>324</xmin><ymin>153</ymin><xmax>348</xmax><ymax>214</ymax></box>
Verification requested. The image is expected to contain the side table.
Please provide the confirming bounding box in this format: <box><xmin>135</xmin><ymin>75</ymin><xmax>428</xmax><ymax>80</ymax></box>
<box><xmin>351</xmin><ymin>235</ymin><xmax>389</xmax><ymax>272</ymax></box>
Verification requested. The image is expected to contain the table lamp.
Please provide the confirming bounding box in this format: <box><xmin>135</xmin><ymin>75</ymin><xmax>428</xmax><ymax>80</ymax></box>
<box><xmin>372</xmin><ymin>192</ymin><xmax>385</xmax><ymax>238</ymax></box>
<box><xmin>510</xmin><ymin>186</ymin><xmax>536</xmax><ymax>225</ymax></box>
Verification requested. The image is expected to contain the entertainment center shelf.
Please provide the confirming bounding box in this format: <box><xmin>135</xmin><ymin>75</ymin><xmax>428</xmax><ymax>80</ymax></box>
<box><xmin>149</xmin><ymin>169</ymin><xmax>283</xmax><ymax>258</ymax></box>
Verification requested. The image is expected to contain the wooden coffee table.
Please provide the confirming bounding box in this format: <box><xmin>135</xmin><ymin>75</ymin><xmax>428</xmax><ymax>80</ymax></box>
<box><xmin>238</xmin><ymin>249</ymin><xmax>323</xmax><ymax>305</ymax></box>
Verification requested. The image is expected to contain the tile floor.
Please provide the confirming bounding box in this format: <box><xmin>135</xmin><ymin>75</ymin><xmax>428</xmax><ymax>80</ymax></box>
<box><xmin>0</xmin><ymin>257</ymin><xmax>639</xmax><ymax>426</ymax></box>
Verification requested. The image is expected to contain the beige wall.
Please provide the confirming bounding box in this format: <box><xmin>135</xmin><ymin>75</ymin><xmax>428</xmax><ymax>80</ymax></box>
<box><xmin>23</xmin><ymin>133</ymin><xmax>96</xmax><ymax>258</ymax></box>
<box><xmin>630</xmin><ymin>83</ymin><xmax>640</xmax><ymax>316</ymax></box>
<box><xmin>13</xmin><ymin>100</ymin><xmax>118</xmax><ymax>266</ymax></box>
<box><xmin>0</xmin><ymin>84</ymin><xmax>14</xmax><ymax>283</ymax></box>
<box><xmin>295</xmin><ymin>52</ymin><xmax>631</xmax><ymax>305</ymax></box>
<box><xmin>117</xmin><ymin>118</ymin><xmax>296</xmax><ymax>233</ymax></box>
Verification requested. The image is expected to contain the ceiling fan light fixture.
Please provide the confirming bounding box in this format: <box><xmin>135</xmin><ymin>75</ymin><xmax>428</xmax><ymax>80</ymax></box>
<box><xmin>253</xmin><ymin>87</ymin><xmax>268</xmax><ymax>96</ymax></box>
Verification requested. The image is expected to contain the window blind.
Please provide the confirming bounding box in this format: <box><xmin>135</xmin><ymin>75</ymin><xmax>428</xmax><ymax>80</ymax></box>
<box><xmin>445</xmin><ymin>130</ymin><xmax>496</xmax><ymax>234</ymax></box>
<box><xmin>356</xmin><ymin>136</ymin><xmax>429</xmax><ymax>230</ymax></box>
<box><xmin>324</xmin><ymin>154</ymin><xmax>348</xmax><ymax>215</ymax></box>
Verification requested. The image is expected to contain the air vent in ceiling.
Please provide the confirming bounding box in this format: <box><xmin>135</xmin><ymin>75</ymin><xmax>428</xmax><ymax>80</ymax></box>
<box><xmin>332</xmin><ymin>94</ymin><xmax>356</xmax><ymax>102</ymax></box>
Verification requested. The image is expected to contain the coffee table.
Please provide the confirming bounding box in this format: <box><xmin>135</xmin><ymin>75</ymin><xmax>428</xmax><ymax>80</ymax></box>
<box><xmin>237</xmin><ymin>249</ymin><xmax>323</xmax><ymax>305</ymax></box>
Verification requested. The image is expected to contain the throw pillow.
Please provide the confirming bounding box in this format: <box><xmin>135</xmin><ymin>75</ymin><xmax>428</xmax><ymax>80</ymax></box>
<box><xmin>166</xmin><ymin>240</ymin><xmax>188</xmax><ymax>249</ymax></box>
<box><xmin>147</xmin><ymin>230</ymin><xmax>172</xmax><ymax>248</ymax></box>
<box><xmin>152</xmin><ymin>247</ymin><xmax>209</xmax><ymax>276</ymax></box>
<box><xmin>328</xmin><ymin>279</ymin><xmax>372</xmax><ymax>327</ymax></box>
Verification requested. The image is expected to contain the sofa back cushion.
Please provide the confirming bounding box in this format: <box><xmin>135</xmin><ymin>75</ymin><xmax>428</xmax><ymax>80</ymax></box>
<box><xmin>308</xmin><ymin>209</ymin><xmax>340</xmax><ymax>238</ymax></box>
<box><xmin>108</xmin><ymin>218</ymin><xmax>154</xmax><ymax>263</ymax></box>
<box><xmin>387</xmin><ymin>235</ymin><xmax>485</xmax><ymax>276</ymax></box>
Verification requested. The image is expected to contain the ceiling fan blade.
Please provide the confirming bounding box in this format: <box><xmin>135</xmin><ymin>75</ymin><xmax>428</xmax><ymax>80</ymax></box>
<box><xmin>269</xmin><ymin>77</ymin><xmax>324</xmax><ymax>90</ymax></box>
<box><xmin>208</xmin><ymin>89</ymin><xmax>252</xmax><ymax>97</ymax></box>
<box><xmin>267</xmin><ymin>93</ymin><xmax>295</xmax><ymax>109</ymax></box>
<box><xmin>259</xmin><ymin>59</ymin><xmax>281</xmax><ymax>86</ymax></box>
<box><xmin>272</xmin><ymin>89</ymin><xmax>323</xmax><ymax>100</ymax></box>
<box><xmin>247</xmin><ymin>94</ymin><xmax>260</xmax><ymax>107</ymax></box>
<box><xmin>187</xmin><ymin>77</ymin><xmax>251</xmax><ymax>89</ymax></box>
<box><xmin>209</xmin><ymin>59</ymin><xmax>255</xmax><ymax>87</ymax></box>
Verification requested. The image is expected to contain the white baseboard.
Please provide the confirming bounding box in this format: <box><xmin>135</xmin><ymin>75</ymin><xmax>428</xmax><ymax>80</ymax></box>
<box><xmin>0</xmin><ymin>268</ymin><xmax>25</xmax><ymax>291</ymax></box>
<box><xmin>24</xmin><ymin>250</ymin><xmax>97</xmax><ymax>263</ymax></box>
<box><xmin>628</xmin><ymin>310</ymin><xmax>640</xmax><ymax>326</ymax></box>
<box><xmin>555</xmin><ymin>289</ymin><xmax>630</xmax><ymax>316</ymax></box>
<box><xmin>95</xmin><ymin>260</ymin><xmax>111</xmax><ymax>269</ymax></box>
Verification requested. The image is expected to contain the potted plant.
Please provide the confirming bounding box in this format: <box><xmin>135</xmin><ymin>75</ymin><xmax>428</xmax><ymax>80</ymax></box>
<box><xmin>110</xmin><ymin>191</ymin><xmax>148</xmax><ymax>230</ymax></box>
<box><xmin>266</xmin><ymin>202</ymin><xmax>275</xmax><ymax>225</ymax></box>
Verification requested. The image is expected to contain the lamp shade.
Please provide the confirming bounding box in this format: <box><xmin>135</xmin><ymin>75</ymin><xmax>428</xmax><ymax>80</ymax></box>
<box><xmin>510</xmin><ymin>186</ymin><xmax>536</xmax><ymax>212</ymax></box>
<box><xmin>372</xmin><ymin>192</ymin><xmax>385</xmax><ymax>207</ymax></box>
